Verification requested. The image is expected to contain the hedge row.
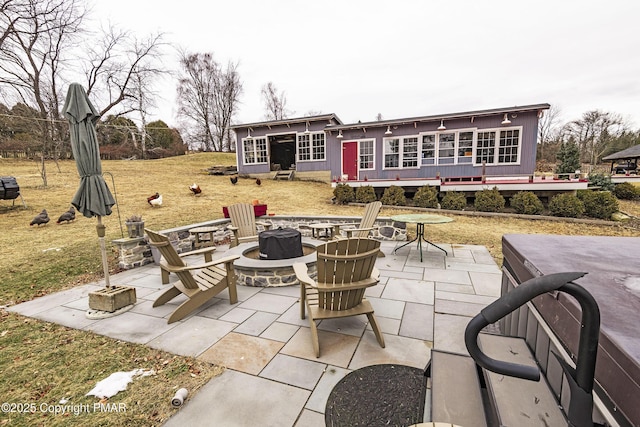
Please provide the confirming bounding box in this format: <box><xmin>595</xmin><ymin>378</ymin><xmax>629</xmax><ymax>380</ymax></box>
<box><xmin>333</xmin><ymin>184</ymin><xmax>632</xmax><ymax>220</ymax></box>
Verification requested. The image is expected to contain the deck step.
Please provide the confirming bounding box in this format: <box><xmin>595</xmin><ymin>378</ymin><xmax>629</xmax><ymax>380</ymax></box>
<box><xmin>430</xmin><ymin>350</ymin><xmax>487</xmax><ymax>427</ymax></box>
<box><xmin>273</xmin><ymin>170</ymin><xmax>294</xmax><ymax>180</ymax></box>
<box><xmin>478</xmin><ymin>333</ymin><xmax>567</xmax><ymax>427</ymax></box>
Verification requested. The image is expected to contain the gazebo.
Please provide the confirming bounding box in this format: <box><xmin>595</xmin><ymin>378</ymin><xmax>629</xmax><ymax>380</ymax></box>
<box><xmin>602</xmin><ymin>144</ymin><xmax>640</xmax><ymax>174</ymax></box>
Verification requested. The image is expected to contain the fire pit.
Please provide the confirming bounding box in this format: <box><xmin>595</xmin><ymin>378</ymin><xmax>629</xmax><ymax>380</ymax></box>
<box><xmin>228</xmin><ymin>238</ymin><xmax>321</xmax><ymax>287</ymax></box>
<box><xmin>258</xmin><ymin>228</ymin><xmax>302</xmax><ymax>260</ymax></box>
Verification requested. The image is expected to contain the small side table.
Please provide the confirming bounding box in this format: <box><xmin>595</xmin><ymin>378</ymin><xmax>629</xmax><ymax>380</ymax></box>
<box><xmin>391</xmin><ymin>214</ymin><xmax>453</xmax><ymax>261</ymax></box>
<box><xmin>189</xmin><ymin>226</ymin><xmax>219</xmax><ymax>249</ymax></box>
<box><xmin>309</xmin><ymin>222</ymin><xmax>336</xmax><ymax>239</ymax></box>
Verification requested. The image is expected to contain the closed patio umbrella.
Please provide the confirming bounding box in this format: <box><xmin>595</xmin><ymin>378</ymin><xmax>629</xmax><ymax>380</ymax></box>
<box><xmin>64</xmin><ymin>83</ymin><xmax>116</xmax><ymax>287</ymax></box>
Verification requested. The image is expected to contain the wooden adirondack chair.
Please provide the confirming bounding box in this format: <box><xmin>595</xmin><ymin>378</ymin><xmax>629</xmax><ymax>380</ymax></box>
<box><xmin>293</xmin><ymin>238</ymin><xmax>385</xmax><ymax>357</ymax></box>
<box><xmin>226</xmin><ymin>203</ymin><xmax>272</xmax><ymax>247</ymax></box>
<box><xmin>334</xmin><ymin>201</ymin><xmax>382</xmax><ymax>238</ymax></box>
<box><xmin>334</xmin><ymin>201</ymin><xmax>385</xmax><ymax>257</ymax></box>
<box><xmin>145</xmin><ymin>229</ymin><xmax>239</xmax><ymax>324</ymax></box>
<box><xmin>158</xmin><ymin>245</ymin><xmax>217</xmax><ymax>285</ymax></box>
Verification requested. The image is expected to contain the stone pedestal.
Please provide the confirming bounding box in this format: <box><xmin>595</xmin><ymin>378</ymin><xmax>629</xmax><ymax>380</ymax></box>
<box><xmin>88</xmin><ymin>286</ymin><xmax>137</xmax><ymax>312</ymax></box>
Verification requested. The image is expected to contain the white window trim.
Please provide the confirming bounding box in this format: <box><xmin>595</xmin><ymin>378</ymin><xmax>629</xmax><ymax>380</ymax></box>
<box><xmin>358</xmin><ymin>139</ymin><xmax>376</xmax><ymax>171</ymax></box>
<box><xmin>383</xmin><ymin>136</ymin><xmax>420</xmax><ymax>170</ymax></box>
<box><xmin>296</xmin><ymin>131</ymin><xmax>326</xmax><ymax>162</ymax></box>
<box><xmin>436</xmin><ymin>131</ymin><xmax>457</xmax><ymax>164</ymax></box>
<box><xmin>420</xmin><ymin>133</ymin><xmax>437</xmax><ymax>165</ymax></box>
<box><xmin>455</xmin><ymin>128</ymin><xmax>476</xmax><ymax>164</ymax></box>
<box><xmin>419</xmin><ymin>127</ymin><xmax>477</xmax><ymax>166</ymax></box>
<box><xmin>242</xmin><ymin>137</ymin><xmax>269</xmax><ymax>165</ymax></box>
<box><xmin>473</xmin><ymin>126</ymin><xmax>522</xmax><ymax>166</ymax></box>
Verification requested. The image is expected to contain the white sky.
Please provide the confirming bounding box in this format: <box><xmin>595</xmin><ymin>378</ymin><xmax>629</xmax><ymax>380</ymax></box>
<box><xmin>92</xmin><ymin>0</ymin><xmax>640</xmax><ymax>128</ymax></box>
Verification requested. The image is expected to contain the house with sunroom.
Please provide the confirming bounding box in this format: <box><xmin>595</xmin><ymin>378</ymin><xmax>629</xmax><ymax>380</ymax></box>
<box><xmin>230</xmin><ymin>103</ymin><xmax>587</xmax><ymax>197</ymax></box>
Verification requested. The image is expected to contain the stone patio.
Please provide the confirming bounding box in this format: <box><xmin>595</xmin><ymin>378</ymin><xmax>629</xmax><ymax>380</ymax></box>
<box><xmin>8</xmin><ymin>239</ymin><xmax>502</xmax><ymax>426</ymax></box>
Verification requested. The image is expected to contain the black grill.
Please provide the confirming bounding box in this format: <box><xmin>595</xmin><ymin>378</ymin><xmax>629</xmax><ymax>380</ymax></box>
<box><xmin>0</xmin><ymin>176</ymin><xmax>20</xmax><ymax>200</ymax></box>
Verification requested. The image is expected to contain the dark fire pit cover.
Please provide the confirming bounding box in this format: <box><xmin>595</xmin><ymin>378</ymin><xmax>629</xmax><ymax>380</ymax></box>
<box><xmin>259</xmin><ymin>228</ymin><xmax>302</xmax><ymax>260</ymax></box>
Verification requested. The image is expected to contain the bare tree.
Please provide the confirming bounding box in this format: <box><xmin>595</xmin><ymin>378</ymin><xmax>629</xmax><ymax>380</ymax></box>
<box><xmin>84</xmin><ymin>29</ymin><xmax>166</xmax><ymax>118</ymax></box>
<box><xmin>0</xmin><ymin>0</ymin><xmax>26</xmax><ymax>50</ymax></box>
<box><xmin>538</xmin><ymin>105</ymin><xmax>562</xmax><ymax>144</ymax></box>
<box><xmin>176</xmin><ymin>51</ymin><xmax>242</xmax><ymax>152</ymax></box>
<box><xmin>82</xmin><ymin>27</ymin><xmax>167</xmax><ymax>158</ymax></box>
<box><xmin>0</xmin><ymin>0</ymin><xmax>86</xmax><ymax>185</ymax></box>
<box><xmin>537</xmin><ymin>105</ymin><xmax>562</xmax><ymax>162</ymax></box>
<box><xmin>212</xmin><ymin>61</ymin><xmax>241</xmax><ymax>152</ymax></box>
<box><xmin>564</xmin><ymin>110</ymin><xmax>628</xmax><ymax>166</ymax></box>
<box><xmin>261</xmin><ymin>81</ymin><xmax>289</xmax><ymax>120</ymax></box>
<box><xmin>0</xmin><ymin>1</ymin><xmax>168</xmax><ymax>183</ymax></box>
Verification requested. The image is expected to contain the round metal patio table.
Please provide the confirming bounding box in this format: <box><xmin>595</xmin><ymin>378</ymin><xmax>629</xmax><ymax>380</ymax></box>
<box><xmin>391</xmin><ymin>213</ymin><xmax>453</xmax><ymax>261</ymax></box>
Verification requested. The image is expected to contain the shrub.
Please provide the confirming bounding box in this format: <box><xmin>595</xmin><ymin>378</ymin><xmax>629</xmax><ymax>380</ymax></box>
<box><xmin>555</xmin><ymin>142</ymin><xmax>580</xmax><ymax>175</ymax></box>
<box><xmin>355</xmin><ymin>185</ymin><xmax>377</xmax><ymax>203</ymax></box>
<box><xmin>474</xmin><ymin>187</ymin><xmax>505</xmax><ymax>212</ymax></box>
<box><xmin>510</xmin><ymin>191</ymin><xmax>543</xmax><ymax>215</ymax></box>
<box><xmin>412</xmin><ymin>185</ymin><xmax>439</xmax><ymax>208</ymax></box>
<box><xmin>587</xmin><ymin>173</ymin><xmax>614</xmax><ymax>192</ymax></box>
<box><xmin>333</xmin><ymin>183</ymin><xmax>354</xmax><ymax>204</ymax></box>
<box><xmin>380</xmin><ymin>185</ymin><xmax>406</xmax><ymax>206</ymax></box>
<box><xmin>548</xmin><ymin>193</ymin><xmax>585</xmax><ymax>218</ymax></box>
<box><xmin>580</xmin><ymin>191</ymin><xmax>619</xmax><ymax>219</ymax></box>
<box><xmin>575</xmin><ymin>189</ymin><xmax>591</xmax><ymax>201</ymax></box>
<box><xmin>440</xmin><ymin>191</ymin><xmax>467</xmax><ymax>210</ymax></box>
<box><xmin>614</xmin><ymin>182</ymin><xmax>640</xmax><ymax>200</ymax></box>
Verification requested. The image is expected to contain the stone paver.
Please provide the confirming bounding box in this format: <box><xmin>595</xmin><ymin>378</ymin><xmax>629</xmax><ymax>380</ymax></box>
<box><xmin>163</xmin><ymin>369</ymin><xmax>310</xmax><ymax>427</ymax></box>
<box><xmin>6</xmin><ymin>242</ymin><xmax>501</xmax><ymax>426</ymax></box>
<box><xmin>199</xmin><ymin>332</ymin><xmax>284</xmax><ymax>375</ymax></box>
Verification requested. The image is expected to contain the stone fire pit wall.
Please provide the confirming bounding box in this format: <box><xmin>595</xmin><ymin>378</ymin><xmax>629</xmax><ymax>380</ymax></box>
<box><xmin>112</xmin><ymin>215</ymin><xmax>407</xmax><ymax>270</ymax></box>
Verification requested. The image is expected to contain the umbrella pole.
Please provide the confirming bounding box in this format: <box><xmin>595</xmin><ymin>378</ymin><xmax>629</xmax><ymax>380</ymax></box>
<box><xmin>97</xmin><ymin>216</ymin><xmax>111</xmax><ymax>288</ymax></box>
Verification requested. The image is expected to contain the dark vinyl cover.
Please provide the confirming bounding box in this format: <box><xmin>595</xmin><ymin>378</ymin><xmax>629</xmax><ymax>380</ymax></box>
<box><xmin>502</xmin><ymin>234</ymin><xmax>640</xmax><ymax>426</ymax></box>
<box><xmin>259</xmin><ymin>228</ymin><xmax>302</xmax><ymax>260</ymax></box>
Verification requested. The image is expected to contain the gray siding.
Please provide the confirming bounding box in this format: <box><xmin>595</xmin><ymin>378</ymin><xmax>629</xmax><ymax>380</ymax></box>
<box><xmin>331</xmin><ymin>111</ymin><xmax>539</xmax><ymax>180</ymax></box>
<box><xmin>234</xmin><ymin>107</ymin><xmax>543</xmax><ymax>179</ymax></box>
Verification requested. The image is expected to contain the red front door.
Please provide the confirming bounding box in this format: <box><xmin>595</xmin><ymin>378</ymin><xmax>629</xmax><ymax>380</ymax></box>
<box><xmin>342</xmin><ymin>142</ymin><xmax>358</xmax><ymax>180</ymax></box>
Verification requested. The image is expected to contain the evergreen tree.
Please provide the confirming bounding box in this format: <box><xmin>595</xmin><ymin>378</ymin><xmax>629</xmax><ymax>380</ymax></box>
<box><xmin>555</xmin><ymin>141</ymin><xmax>581</xmax><ymax>176</ymax></box>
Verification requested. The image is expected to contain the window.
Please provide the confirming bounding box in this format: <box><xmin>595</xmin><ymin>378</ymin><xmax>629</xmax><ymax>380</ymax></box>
<box><xmin>384</xmin><ymin>137</ymin><xmax>419</xmax><ymax>169</ymax></box>
<box><xmin>243</xmin><ymin>137</ymin><xmax>268</xmax><ymax>164</ymax></box>
<box><xmin>475</xmin><ymin>128</ymin><xmax>521</xmax><ymax>165</ymax></box>
<box><xmin>476</xmin><ymin>131</ymin><xmax>496</xmax><ymax>164</ymax></box>
<box><xmin>422</xmin><ymin>131</ymin><xmax>475</xmax><ymax>165</ymax></box>
<box><xmin>438</xmin><ymin>133</ymin><xmax>455</xmax><ymax>164</ymax></box>
<box><xmin>297</xmin><ymin>132</ymin><xmax>325</xmax><ymax>161</ymax></box>
<box><xmin>298</xmin><ymin>134</ymin><xmax>310</xmax><ymax>160</ymax></box>
<box><xmin>421</xmin><ymin>134</ymin><xmax>435</xmax><ymax>165</ymax></box>
<box><xmin>384</xmin><ymin>138</ymin><xmax>399</xmax><ymax>168</ymax></box>
<box><xmin>458</xmin><ymin>131</ymin><xmax>474</xmax><ymax>163</ymax></box>
<box><xmin>359</xmin><ymin>140</ymin><xmax>374</xmax><ymax>170</ymax></box>
<box><xmin>498</xmin><ymin>129</ymin><xmax>519</xmax><ymax>163</ymax></box>
<box><xmin>402</xmin><ymin>137</ymin><xmax>418</xmax><ymax>167</ymax></box>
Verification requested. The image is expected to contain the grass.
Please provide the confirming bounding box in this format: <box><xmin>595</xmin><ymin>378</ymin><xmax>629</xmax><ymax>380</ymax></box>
<box><xmin>0</xmin><ymin>311</ymin><xmax>221</xmax><ymax>426</ymax></box>
<box><xmin>0</xmin><ymin>152</ymin><xmax>639</xmax><ymax>426</ymax></box>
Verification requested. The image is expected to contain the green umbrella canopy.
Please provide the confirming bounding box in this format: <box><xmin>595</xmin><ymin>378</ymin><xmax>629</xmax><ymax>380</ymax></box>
<box><xmin>63</xmin><ymin>83</ymin><xmax>115</xmax><ymax>218</ymax></box>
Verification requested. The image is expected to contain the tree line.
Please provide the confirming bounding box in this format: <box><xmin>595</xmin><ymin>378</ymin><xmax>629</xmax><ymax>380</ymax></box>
<box><xmin>0</xmin><ymin>103</ymin><xmax>187</xmax><ymax>160</ymax></box>
<box><xmin>537</xmin><ymin>106</ymin><xmax>640</xmax><ymax>172</ymax></box>
<box><xmin>0</xmin><ymin>0</ymin><xmax>246</xmax><ymax>186</ymax></box>
<box><xmin>2</xmin><ymin>1</ymin><xmax>638</xmax><ymax>187</ymax></box>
